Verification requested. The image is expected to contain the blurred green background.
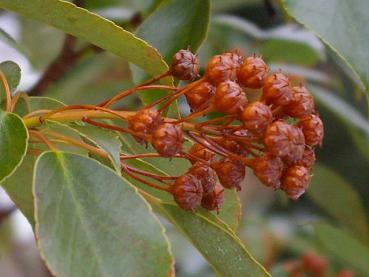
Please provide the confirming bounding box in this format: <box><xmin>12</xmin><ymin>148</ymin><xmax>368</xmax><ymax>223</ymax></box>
<box><xmin>0</xmin><ymin>0</ymin><xmax>368</xmax><ymax>276</ymax></box>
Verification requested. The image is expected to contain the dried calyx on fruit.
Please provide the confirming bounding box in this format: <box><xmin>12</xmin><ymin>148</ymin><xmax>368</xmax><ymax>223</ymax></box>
<box><xmin>45</xmin><ymin>48</ymin><xmax>324</xmax><ymax>213</ymax></box>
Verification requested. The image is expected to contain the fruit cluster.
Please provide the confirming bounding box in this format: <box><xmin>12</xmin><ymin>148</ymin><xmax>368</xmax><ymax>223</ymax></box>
<box><xmin>87</xmin><ymin>49</ymin><xmax>324</xmax><ymax>212</ymax></box>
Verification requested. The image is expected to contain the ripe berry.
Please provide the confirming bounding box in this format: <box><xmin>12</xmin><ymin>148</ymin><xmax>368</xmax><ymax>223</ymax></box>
<box><xmin>185</xmin><ymin>82</ymin><xmax>215</xmax><ymax>112</ymax></box>
<box><xmin>212</xmin><ymin>158</ymin><xmax>245</xmax><ymax>191</ymax></box>
<box><xmin>213</xmin><ymin>81</ymin><xmax>248</xmax><ymax>115</ymax></box>
<box><xmin>301</xmin><ymin>251</ymin><xmax>328</xmax><ymax>277</ymax></box>
<box><xmin>189</xmin><ymin>162</ymin><xmax>217</xmax><ymax>194</ymax></box>
<box><xmin>262</xmin><ymin>73</ymin><xmax>292</xmax><ymax>106</ymax></box>
<box><xmin>205</xmin><ymin>53</ymin><xmax>240</xmax><ymax>85</ymax></box>
<box><xmin>170</xmin><ymin>49</ymin><xmax>199</xmax><ymax>80</ymax></box>
<box><xmin>213</xmin><ymin>137</ymin><xmax>249</xmax><ymax>156</ymax></box>
<box><xmin>299</xmin><ymin>114</ymin><xmax>324</xmax><ymax>147</ymax></box>
<box><xmin>188</xmin><ymin>143</ymin><xmax>215</xmax><ymax>164</ymax></box>
<box><xmin>201</xmin><ymin>183</ymin><xmax>225</xmax><ymax>211</ymax></box>
<box><xmin>252</xmin><ymin>153</ymin><xmax>284</xmax><ymax>189</ymax></box>
<box><xmin>128</xmin><ymin>108</ymin><xmax>161</xmax><ymax>143</ymax></box>
<box><xmin>281</xmin><ymin>165</ymin><xmax>311</xmax><ymax>200</ymax></box>
<box><xmin>264</xmin><ymin>120</ymin><xmax>305</xmax><ymax>162</ymax></box>
<box><xmin>171</xmin><ymin>173</ymin><xmax>203</xmax><ymax>211</ymax></box>
<box><xmin>241</xmin><ymin>101</ymin><xmax>273</xmax><ymax>134</ymax></box>
<box><xmin>285</xmin><ymin>85</ymin><xmax>315</xmax><ymax>118</ymax></box>
<box><xmin>151</xmin><ymin>123</ymin><xmax>184</xmax><ymax>157</ymax></box>
<box><xmin>238</xmin><ymin>56</ymin><xmax>268</xmax><ymax>88</ymax></box>
<box><xmin>294</xmin><ymin>148</ymin><xmax>316</xmax><ymax>169</ymax></box>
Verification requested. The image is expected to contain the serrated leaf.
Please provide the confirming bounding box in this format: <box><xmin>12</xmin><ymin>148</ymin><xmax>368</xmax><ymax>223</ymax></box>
<box><xmin>309</xmin><ymin>164</ymin><xmax>369</xmax><ymax>243</ymax></box>
<box><xmin>315</xmin><ymin>224</ymin><xmax>369</xmax><ymax>274</ymax></box>
<box><xmin>147</xmin><ymin>197</ymin><xmax>270</xmax><ymax>276</ymax></box>
<box><xmin>34</xmin><ymin>152</ymin><xmax>173</xmax><ymax>277</ymax></box>
<box><xmin>283</xmin><ymin>0</ymin><xmax>369</xmax><ymax>92</ymax></box>
<box><xmin>0</xmin><ymin>110</ymin><xmax>28</xmax><ymax>182</ymax></box>
<box><xmin>133</xmin><ymin>0</ymin><xmax>211</xmax><ymax>104</ymax></box>
<box><xmin>0</xmin><ymin>0</ymin><xmax>171</xmax><ymax>84</ymax></box>
<box><xmin>71</xmin><ymin>124</ymin><xmax>122</xmax><ymax>174</ymax></box>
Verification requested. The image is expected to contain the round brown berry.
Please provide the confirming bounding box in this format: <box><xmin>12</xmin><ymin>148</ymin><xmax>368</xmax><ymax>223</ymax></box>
<box><xmin>241</xmin><ymin>101</ymin><xmax>273</xmax><ymax>134</ymax></box>
<box><xmin>128</xmin><ymin>108</ymin><xmax>161</xmax><ymax>143</ymax></box>
<box><xmin>151</xmin><ymin>123</ymin><xmax>184</xmax><ymax>157</ymax></box>
<box><xmin>213</xmin><ymin>137</ymin><xmax>249</xmax><ymax>156</ymax></box>
<box><xmin>238</xmin><ymin>56</ymin><xmax>268</xmax><ymax>88</ymax></box>
<box><xmin>171</xmin><ymin>173</ymin><xmax>203</xmax><ymax>211</ymax></box>
<box><xmin>264</xmin><ymin>120</ymin><xmax>305</xmax><ymax>161</ymax></box>
<box><xmin>201</xmin><ymin>183</ymin><xmax>225</xmax><ymax>211</ymax></box>
<box><xmin>188</xmin><ymin>143</ymin><xmax>215</xmax><ymax>164</ymax></box>
<box><xmin>281</xmin><ymin>165</ymin><xmax>311</xmax><ymax>200</ymax></box>
<box><xmin>189</xmin><ymin>162</ymin><xmax>217</xmax><ymax>194</ymax></box>
<box><xmin>185</xmin><ymin>82</ymin><xmax>215</xmax><ymax>112</ymax></box>
<box><xmin>205</xmin><ymin>53</ymin><xmax>240</xmax><ymax>85</ymax></box>
<box><xmin>262</xmin><ymin>73</ymin><xmax>293</xmax><ymax>106</ymax></box>
<box><xmin>212</xmin><ymin>158</ymin><xmax>245</xmax><ymax>191</ymax></box>
<box><xmin>285</xmin><ymin>85</ymin><xmax>315</xmax><ymax>118</ymax></box>
<box><xmin>299</xmin><ymin>114</ymin><xmax>324</xmax><ymax>147</ymax></box>
<box><xmin>213</xmin><ymin>81</ymin><xmax>248</xmax><ymax>115</ymax></box>
<box><xmin>294</xmin><ymin>148</ymin><xmax>316</xmax><ymax>169</ymax></box>
<box><xmin>252</xmin><ymin>153</ymin><xmax>284</xmax><ymax>189</ymax></box>
<box><xmin>170</xmin><ymin>49</ymin><xmax>199</xmax><ymax>80</ymax></box>
<box><xmin>301</xmin><ymin>251</ymin><xmax>328</xmax><ymax>276</ymax></box>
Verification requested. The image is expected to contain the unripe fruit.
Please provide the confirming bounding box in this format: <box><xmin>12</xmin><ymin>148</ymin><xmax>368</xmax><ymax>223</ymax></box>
<box><xmin>205</xmin><ymin>53</ymin><xmax>240</xmax><ymax>85</ymax></box>
<box><xmin>212</xmin><ymin>158</ymin><xmax>245</xmax><ymax>191</ymax></box>
<box><xmin>170</xmin><ymin>49</ymin><xmax>199</xmax><ymax>80</ymax></box>
<box><xmin>188</xmin><ymin>143</ymin><xmax>215</xmax><ymax>164</ymax></box>
<box><xmin>252</xmin><ymin>153</ymin><xmax>284</xmax><ymax>189</ymax></box>
<box><xmin>185</xmin><ymin>82</ymin><xmax>215</xmax><ymax>112</ymax></box>
<box><xmin>299</xmin><ymin>114</ymin><xmax>324</xmax><ymax>147</ymax></box>
<box><xmin>264</xmin><ymin>120</ymin><xmax>305</xmax><ymax>161</ymax></box>
<box><xmin>201</xmin><ymin>183</ymin><xmax>225</xmax><ymax>211</ymax></box>
<box><xmin>241</xmin><ymin>101</ymin><xmax>273</xmax><ymax>134</ymax></box>
<box><xmin>171</xmin><ymin>173</ymin><xmax>203</xmax><ymax>211</ymax></box>
<box><xmin>151</xmin><ymin>123</ymin><xmax>184</xmax><ymax>157</ymax></box>
<box><xmin>281</xmin><ymin>165</ymin><xmax>311</xmax><ymax>200</ymax></box>
<box><xmin>189</xmin><ymin>162</ymin><xmax>217</xmax><ymax>194</ymax></box>
<box><xmin>238</xmin><ymin>56</ymin><xmax>268</xmax><ymax>88</ymax></box>
<box><xmin>285</xmin><ymin>86</ymin><xmax>315</xmax><ymax>118</ymax></box>
<box><xmin>213</xmin><ymin>81</ymin><xmax>248</xmax><ymax>115</ymax></box>
<box><xmin>262</xmin><ymin>73</ymin><xmax>292</xmax><ymax>106</ymax></box>
<box><xmin>128</xmin><ymin>108</ymin><xmax>161</xmax><ymax>143</ymax></box>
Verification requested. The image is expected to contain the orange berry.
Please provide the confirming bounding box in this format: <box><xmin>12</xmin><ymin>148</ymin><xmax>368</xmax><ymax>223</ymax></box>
<box><xmin>189</xmin><ymin>162</ymin><xmax>217</xmax><ymax>194</ymax></box>
<box><xmin>151</xmin><ymin>123</ymin><xmax>184</xmax><ymax>157</ymax></box>
<box><xmin>205</xmin><ymin>53</ymin><xmax>240</xmax><ymax>85</ymax></box>
<box><xmin>128</xmin><ymin>108</ymin><xmax>161</xmax><ymax>143</ymax></box>
<box><xmin>185</xmin><ymin>82</ymin><xmax>215</xmax><ymax>112</ymax></box>
<box><xmin>188</xmin><ymin>143</ymin><xmax>216</xmax><ymax>164</ymax></box>
<box><xmin>213</xmin><ymin>80</ymin><xmax>248</xmax><ymax>115</ymax></box>
<box><xmin>212</xmin><ymin>158</ymin><xmax>245</xmax><ymax>191</ymax></box>
<box><xmin>337</xmin><ymin>270</ymin><xmax>356</xmax><ymax>277</ymax></box>
<box><xmin>238</xmin><ymin>56</ymin><xmax>268</xmax><ymax>88</ymax></box>
<box><xmin>171</xmin><ymin>173</ymin><xmax>203</xmax><ymax>211</ymax></box>
<box><xmin>170</xmin><ymin>49</ymin><xmax>199</xmax><ymax>80</ymax></box>
<box><xmin>301</xmin><ymin>251</ymin><xmax>328</xmax><ymax>277</ymax></box>
<box><xmin>285</xmin><ymin>86</ymin><xmax>315</xmax><ymax>118</ymax></box>
<box><xmin>252</xmin><ymin>153</ymin><xmax>284</xmax><ymax>189</ymax></box>
<box><xmin>201</xmin><ymin>183</ymin><xmax>225</xmax><ymax>211</ymax></box>
<box><xmin>262</xmin><ymin>73</ymin><xmax>292</xmax><ymax>106</ymax></box>
<box><xmin>299</xmin><ymin>114</ymin><xmax>324</xmax><ymax>147</ymax></box>
<box><xmin>281</xmin><ymin>165</ymin><xmax>311</xmax><ymax>200</ymax></box>
<box><xmin>294</xmin><ymin>148</ymin><xmax>316</xmax><ymax>169</ymax></box>
<box><xmin>241</xmin><ymin>101</ymin><xmax>273</xmax><ymax>134</ymax></box>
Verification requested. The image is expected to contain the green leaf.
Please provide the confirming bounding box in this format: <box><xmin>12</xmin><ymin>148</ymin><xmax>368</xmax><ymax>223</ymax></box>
<box><xmin>315</xmin><ymin>224</ymin><xmax>369</xmax><ymax>274</ymax></box>
<box><xmin>0</xmin><ymin>28</ymin><xmax>30</xmax><ymax>58</ymax></box>
<box><xmin>0</xmin><ymin>0</ymin><xmax>171</xmax><ymax>82</ymax></box>
<box><xmin>148</xmin><ymin>197</ymin><xmax>270</xmax><ymax>276</ymax></box>
<box><xmin>0</xmin><ymin>110</ymin><xmax>28</xmax><ymax>182</ymax></box>
<box><xmin>1</xmin><ymin>155</ymin><xmax>35</xmax><ymax>225</ymax></box>
<box><xmin>34</xmin><ymin>152</ymin><xmax>173</xmax><ymax>277</ymax></box>
<box><xmin>13</xmin><ymin>94</ymin><xmax>65</xmax><ymax>117</ymax></box>
<box><xmin>0</xmin><ymin>61</ymin><xmax>21</xmax><ymax>105</ymax></box>
<box><xmin>71</xmin><ymin>124</ymin><xmax>122</xmax><ymax>174</ymax></box>
<box><xmin>308</xmin><ymin>164</ymin><xmax>369</xmax><ymax>243</ymax></box>
<box><xmin>283</xmin><ymin>0</ymin><xmax>369</xmax><ymax>92</ymax></box>
<box><xmin>133</xmin><ymin>0</ymin><xmax>211</xmax><ymax>104</ymax></box>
